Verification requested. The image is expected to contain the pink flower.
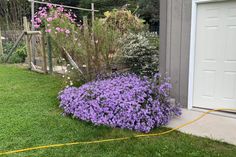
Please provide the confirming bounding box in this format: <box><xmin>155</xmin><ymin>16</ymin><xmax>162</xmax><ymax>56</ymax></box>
<box><xmin>47</xmin><ymin>3</ymin><xmax>53</xmax><ymax>9</ymax></box>
<box><xmin>53</xmin><ymin>14</ymin><xmax>58</xmax><ymax>19</ymax></box>
<box><xmin>65</xmin><ymin>30</ymin><xmax>70</xmax><ymax>34</ymax></box>
<box><xmin>45</xmin><ymin>29</ymin><xmax>51</xmax><ymax>33</ymax></box>
<box><xmin>57</xmin><ymin>6</ymin><xmax>64</xmax><ymax>12</ymax></box>
<box><xmin>34</xmin><ymin>25</ymin><xmax>40</xmax><ymax>29</ymax></box>
<box><xmin>39</xmin><ymin>13</ymin><xmax>47</xmax><ymax>18</ymax></box>
<box><xmin>65</xmin><ymin>13</ymin><xmax>69</xmax><ymax>17</ymax></box>
<box><xmin>60</xmin><ymin>28</ymin><xmax>64</xmax><ymax>32</ymax></box>
<box><xmin>56</xmin><ymin>27</ymin><xmax>61</xmax><ymax>32</ymax></box>
<box><xmin>35</xmin><ymin>18</ymin><xmax>41</xmax><ymax>23</ymax></box>
<box><xmin>69</xmin><ymin>17</ymin><xmax>75</xmax><ymax>23</ymax></box>
<box><xmin>47</xmin><ymin>17</ymin><xmax>53</xmax><ymax>22</ymax></box>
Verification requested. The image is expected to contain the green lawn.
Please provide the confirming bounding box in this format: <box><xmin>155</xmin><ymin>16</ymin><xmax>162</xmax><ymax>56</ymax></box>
<box><xmin>0</xmin><ymin>65</ymin><xmax>236</xmax><ymax>157</ymax></box>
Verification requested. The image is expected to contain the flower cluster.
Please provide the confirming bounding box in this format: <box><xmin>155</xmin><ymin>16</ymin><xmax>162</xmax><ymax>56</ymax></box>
<box><xmin>33</xmin><ymin>3</ymin><xmax>78</xmax><ymax>34</ymax></box>
<box><xmin>62</xmin><ymin>63</ymin><xmax>75</xmax><ymax>87</ymax></box>
<box><xmin>58</xmin><ymin>74</ymin><xmax>181</xmax><ymax>132</ymax></box>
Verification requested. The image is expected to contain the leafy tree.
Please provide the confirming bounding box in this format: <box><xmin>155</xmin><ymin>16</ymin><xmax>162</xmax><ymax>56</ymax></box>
<box><xmin>79</xmin><ymin>0</ymin><xmax>138</xmax><ymax>18</ymax></box>
<box><xmin>50</xmin><ymin>0</ymin><xmax>80</xmax><ymax>6</ymax></box>
<box><xmin>0</xmin><ymin>0</ymin><xmax>30</xmax><ymax>30</ymax></box>
<box><xmin>137</xmin><ymin>0</ymin><xmax>159</xmax><ymax>32</ymax></box>
<box><xmin>78</xmin><ymin>0</ymin><xmax>159</xmax><ymax>32</ymax></box>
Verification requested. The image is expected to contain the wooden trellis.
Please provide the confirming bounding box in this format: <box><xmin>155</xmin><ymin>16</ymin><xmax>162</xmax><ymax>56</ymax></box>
<box><xmin>24</xmin><ymin>17</ymin><xmax>47</xmax><ymax>73</ymax></box>
<box><xmin>5</xmin><ymin>17</ymin><xmax>47</xmax><ymax>74</ymax></box>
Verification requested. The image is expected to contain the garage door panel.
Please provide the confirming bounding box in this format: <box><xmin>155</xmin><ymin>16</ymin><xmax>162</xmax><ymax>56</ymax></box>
<box><xmin>202</xmin><ymin>29</ymin><xmax>219</xmax><ymax>61</ymax></box>
<box><xmin>202</xmin><ymin>70</ymin><xmax>216</xmax><ymax>97</ymax></box>
<box><xmin>193</xmin><ymin>1</ymin><xmax>236</xmax><ymax>109</ymax></box>
<box><xmin>198</xmin><ymin>10</ymin><xmax>220</xmax><ymax>61</ymax></box>
<box><xmin>205</xmin><ymin>7</ymin><xmax>220</xmax><ymax>18</ymax></box>
<box><xmin>225</xmin><ymin>27</ymin><xmax>236</xmax><ymax>61</ymax></box>
<box><xmin>200</xmin><ymin>61</ymin><xmax>217</xmax><ymax>71</ymax></box>
<box><xmin>224</xmin><ymin>62</ymin><xmax>236</xmax><ymax>72</ymax></box>
<box><xmin>223</xmin><ymin>72</ymin><xmax>236</xmax><ymax>99</ymax></box>
<box><xmin>228</xmin><ymin>7</ymin><xmax>236</xmax><ymax>17</ymax></box>
<box><xmin>226</xmin><ymin>20</ymin><xmax>236</xmax><ymax>26</ymax></box>
<box><xmin>205</xmin><ymin>20</ymin><xmax>220</xmax><ymax>27</ymax></box>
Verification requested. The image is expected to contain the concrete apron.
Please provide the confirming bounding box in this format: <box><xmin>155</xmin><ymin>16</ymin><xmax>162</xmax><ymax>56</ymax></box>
<box><xmin>167</xmin><ymin>108</ymin><xmax>236</xmax><ymax>145</ymax></box>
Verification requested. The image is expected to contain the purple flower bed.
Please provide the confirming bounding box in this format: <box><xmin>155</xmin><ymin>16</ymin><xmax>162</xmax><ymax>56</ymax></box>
<box><xmin>58</xmin><ymin>74</ymin><xmax>181</xmax><ymax>132</ymax></box>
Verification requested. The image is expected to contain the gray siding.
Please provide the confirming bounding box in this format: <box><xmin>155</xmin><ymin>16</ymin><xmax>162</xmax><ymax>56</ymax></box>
<box><xmin>160</xmin><ymin>0</ymin><xmax>192</xmax><ymax>107</ymax></box>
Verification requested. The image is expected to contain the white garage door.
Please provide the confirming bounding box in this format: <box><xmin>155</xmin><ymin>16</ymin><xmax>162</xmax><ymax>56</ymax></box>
<box><xmin>193</xmin><ymin>1</ymin><xmax>236</xmax><ymax>109</ymax></box>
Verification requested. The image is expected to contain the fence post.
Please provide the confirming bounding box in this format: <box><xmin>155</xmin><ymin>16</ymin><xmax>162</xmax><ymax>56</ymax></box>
<box><xmin>91</xmin><ymin>3</ymin><xmax>95</xmax><ymax>27</ymax></box>
<box><xmin>0</xmin><ymin>28</ymin><xmax>3</xmax><ymax>55</ymax></box>
<box><xmin>31</xmin><ymin>0</ymin><xmax>35</xmax><ymax>31</ymax></box>
<box><xmin>91</xmin><ymin>3</ymin><xmax>95</xmax><ymax>43</ymax></box>
<box><xmin>83</xmin><ymin>16</ymin><xmax>88</xmax><ymax>29</ymax></box>
<box><xmin>82</xmin><ymin>16</ymin><xmax>92</xmax><ymax>80</ymax></box>
<box><xmin>23</xmin><ymin>17</ymin><xmax>32</xmax><ymax>69</ymax></box>
<box><xmin>41</xmin><ymin>31</ymin><xmax>47</xmax><ymax>73</ymax></box>
<box><xmin>31</xmin><ymin>0</ymin><xmax>36</xmax><ymax>65</ymax></box>
<box><xmin>5</xmin><ymin>1</ymin><xmax>9</xmax><ymax>30</ymax></box>
<box><xmin>47</xmin><ymin>34</ymin><xmax>53</xmax><ymax>73</ymax></box>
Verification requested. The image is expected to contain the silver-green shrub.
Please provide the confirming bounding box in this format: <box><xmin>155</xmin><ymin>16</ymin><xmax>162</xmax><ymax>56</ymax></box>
<box><xmin>119</xmin><ymin>32</ymin><xmax>159</xmax><ymax>76</ymax></box>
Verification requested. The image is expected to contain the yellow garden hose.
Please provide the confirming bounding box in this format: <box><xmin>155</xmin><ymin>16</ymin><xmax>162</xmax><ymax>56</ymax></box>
<box><xmin>0</xmin><ymin>108</ymin><xmax>236</xmax><ymax>156</ymax></box>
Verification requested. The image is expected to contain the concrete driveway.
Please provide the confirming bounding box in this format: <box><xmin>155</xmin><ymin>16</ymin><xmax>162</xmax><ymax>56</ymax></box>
<box><xmin>167</xmin><ymin>108</ymin><xmax>236</xmax><ymax>145</ymax></box>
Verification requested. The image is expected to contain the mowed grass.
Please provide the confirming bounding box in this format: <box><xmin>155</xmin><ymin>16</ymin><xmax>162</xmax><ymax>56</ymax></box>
<box><xmin>0</xmin><ymin>65</ymin><xmax>236</xmax><ymax>157</ymax></box>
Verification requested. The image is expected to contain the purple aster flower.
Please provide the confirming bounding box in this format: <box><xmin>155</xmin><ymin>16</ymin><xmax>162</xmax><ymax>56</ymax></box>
<box><xmin>58</xmin><ymin>74</ymin><xmax>181</xmax><ymax>133</ymax></box>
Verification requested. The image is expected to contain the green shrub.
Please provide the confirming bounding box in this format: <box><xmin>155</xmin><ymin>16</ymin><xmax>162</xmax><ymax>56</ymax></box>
<box><xmin>141</xmin><ymin>32</ymin><xmax>160</xmax><ymax>49</ymax></box>
<box><xmin>0</xmin><ymin>42</ymin><xmax>27</xmax><ymax>64</ymax></box>
<box><xmin>83</xmin><ymin>19</ymin><xmax>121</xmax><ymax>77</ymax></box>
<box><xmin>3</xmin><ymin>41</ymin><xmax>14</xmax><ymax>54</ymax></box>
<box><xmin>62</xmin><ymin>19</ymin><xmax>121</xmax><ymax>83</ymax></box>
<box><xmin>119</xmin><ymin>32</ymin><xmax>159</xmax><ymax>76</ymax></box>
<box><xmin>0</xmin><ymin>54</ymin><xmax>6</xmax><ymax>63</ymax></box>
<box><xmin>9</xmin><ymin>45</ymin><xmax>27</xmax><ymax>63</ymax></box>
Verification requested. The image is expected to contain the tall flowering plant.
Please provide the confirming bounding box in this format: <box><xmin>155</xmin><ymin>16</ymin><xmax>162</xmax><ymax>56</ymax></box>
<box><xmin>33</xmin><ymin>4</ymin><xmax>78</xmax><ymax>35</ymax></box>
<box><xmin>33</xmin><ymin>4</ymin><xmax>122</xmax><ymax>83</ymax></box>
<box><xmin>33</xmin><ymin>3</ymin><xmax>81</xmax><ymax>59</ymax></box>
<box><xmin>33</xmin><ymin>4</ymin><xmax>86</xmax><ymax>84</ymax></box>
<box><xmin>58</xmin><ymin>74</ymin><xmax>181</xmax><ymax>133</ymax></box>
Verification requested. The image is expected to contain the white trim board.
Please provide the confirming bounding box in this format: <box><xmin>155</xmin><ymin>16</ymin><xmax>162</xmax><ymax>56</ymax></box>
<box><xmin>187</xmin><ymin>0</ymin><xmax>229</xmax><ymax>109</ymax></box>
